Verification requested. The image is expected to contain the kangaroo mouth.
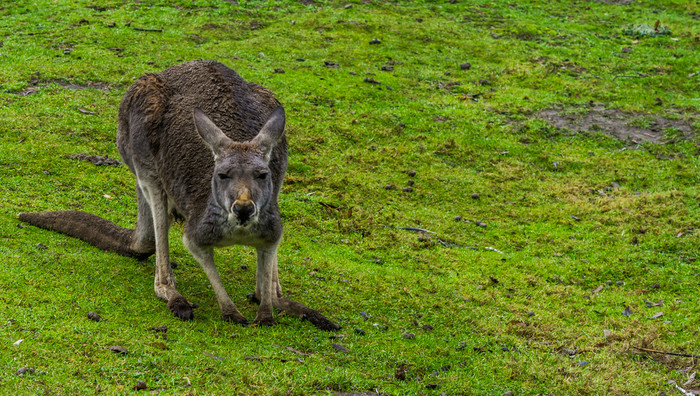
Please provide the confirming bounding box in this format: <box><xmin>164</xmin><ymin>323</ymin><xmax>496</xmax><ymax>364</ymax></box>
<box><xmin>231</xmin><ymin>202</ymin><xmax>258</xmax><ymax>227</ymax></box>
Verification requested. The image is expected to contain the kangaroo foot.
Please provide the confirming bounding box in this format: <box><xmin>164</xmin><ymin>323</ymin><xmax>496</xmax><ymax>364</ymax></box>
<box><xmin>303</xmin><ymin>310</ymin><xmax>341</xmax><ymax>332</ymax></box>
<box><xmin>166</xmin><ymin>296</ymin><xmax>194</xmax><ymax>320</ymax></box>
<box><xmin>222</xmin><ymin>309</ymin><xmax>248</xmax><ymax>326</ymax></box>
<box><xmin>254</xmin><ymin>314</ymin><xmax>277</xmax><ymax>327</ymax></box>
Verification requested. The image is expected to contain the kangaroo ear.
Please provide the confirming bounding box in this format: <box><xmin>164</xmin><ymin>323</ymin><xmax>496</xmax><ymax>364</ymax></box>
<box><xmin>251</xmin><ymin>106</ymin><xmax>286</xmax><ymax>162</ymax></box>
<box><xmin>193</xmin><ymin>108</ymin><xmax>232</xmax><ymax>158</ymax></box>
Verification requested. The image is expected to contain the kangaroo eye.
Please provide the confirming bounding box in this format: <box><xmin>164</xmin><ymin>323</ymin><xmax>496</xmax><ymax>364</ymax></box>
<box><xmin>218</xmin><ymin>173</ymin><xmax>230</xmax><ymax>180</ymax></box>
<box><xmin>256</xmin><ymin>172</ymin><xmax>269</xmax><ymax>180</ymax></box>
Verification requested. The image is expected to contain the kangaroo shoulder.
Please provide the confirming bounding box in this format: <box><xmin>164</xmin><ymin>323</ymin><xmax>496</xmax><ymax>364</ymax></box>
<box><xmin>119</xmin><ymin>73</ymin><xmax>171</xmax><ymax>131</ymax></box>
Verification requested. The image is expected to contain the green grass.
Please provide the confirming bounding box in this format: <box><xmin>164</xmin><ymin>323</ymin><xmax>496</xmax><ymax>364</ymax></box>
<box><xmin>1</xmin><ymin>0</ymin><xmax>698</xmax><ymax>394</ymax></box>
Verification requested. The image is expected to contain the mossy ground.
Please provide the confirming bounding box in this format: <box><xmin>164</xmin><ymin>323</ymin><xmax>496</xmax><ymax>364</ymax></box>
<box><xmin>0</xmin><ymin>1</ymin><xmax>698</xmax><ymax>395</ymax></box>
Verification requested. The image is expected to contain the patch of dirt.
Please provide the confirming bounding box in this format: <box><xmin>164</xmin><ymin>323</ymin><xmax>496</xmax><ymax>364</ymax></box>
<box><xmin>593</xmin><ymin>0</ymin><xmax>633</xmax><ymax>4</ymax></box>
<box><xmin>536</xmin><ymin>104</ymin><xmax>696</xmax><ymax>144</ymax></box>
<box><xmin>10</xmin><ymin>73</ymin><xmax>110</xmax><ymax>96</ymax></box>
<box><xmin>68</xmin><ymin>153</ymin><xmax>122</xmax><ymax>166</ymax></box>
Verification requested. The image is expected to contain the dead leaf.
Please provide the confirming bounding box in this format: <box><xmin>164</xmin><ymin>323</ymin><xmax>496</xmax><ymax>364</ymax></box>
<box><xmin>649</xmin><ymin>312</ymin><xmax>664</xmax><ymax>319</ymax></box>
<box><xmin>286</xmin><ymin>346</ymin><xmax>310</xmax><ymax>356</ymax></box>
<box><xmin>622</xmin><ymin>306</ymin><xmax>633</xmax><ymax>316</ymax></box>
<box><xmin>592</xmin><ymin>285</ymin><xmax>604</xmax><ymax>294</ymax></box>
<box><xmin>203</xmin><ymin>351</ymin><xmax>223</xmax><ymax>361</ymax></box>
<box><xmin>684</xmin><ymin>372</ymin><xmax>696</xmax><ymax>387</ymax></box>
<box><xmin>644</xmin><ymin>299</ymin><xmax>663</xmax><ymax>307</ymax></box>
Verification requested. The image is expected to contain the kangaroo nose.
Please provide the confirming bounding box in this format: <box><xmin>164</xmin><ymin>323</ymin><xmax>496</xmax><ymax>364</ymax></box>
<box><xmin>233</xmin><ymin>201</ymin><xmax>255</xmax><ymax>224</ymax></box>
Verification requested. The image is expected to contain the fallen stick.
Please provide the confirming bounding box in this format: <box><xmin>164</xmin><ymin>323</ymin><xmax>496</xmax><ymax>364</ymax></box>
<box><xmin>633</xmin><ymin>346</ymin><xmax>700</xmax><ymax>359</ymax></box>
<box><xmin>134</xmin><ymin>27</ymin><xmax>163</xmax><ymax>32</ymax></box>
<box><xmin>398</xmin><ymin>226</ymin><xmax>435</xmax><ymax>234</ymax></box>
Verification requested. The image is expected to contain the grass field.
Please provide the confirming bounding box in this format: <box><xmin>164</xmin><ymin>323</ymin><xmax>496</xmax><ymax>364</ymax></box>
<box><xmin>0</xmin><ymin>0</ymin><xmax>698</xmax><ymax>394</ymax></box>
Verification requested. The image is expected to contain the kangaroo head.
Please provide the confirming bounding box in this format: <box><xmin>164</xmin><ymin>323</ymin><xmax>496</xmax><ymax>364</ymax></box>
<box><xmin>193</xmin><ymin>107</ymin><xmax>285</xmax><ymax>227</ymax></box>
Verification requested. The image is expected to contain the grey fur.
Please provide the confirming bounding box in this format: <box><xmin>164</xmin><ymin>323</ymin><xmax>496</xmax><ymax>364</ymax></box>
<box><xmin>19</xmin><ymin>60</ymin><xmax>340</xmax><ymax>331</ymax></box>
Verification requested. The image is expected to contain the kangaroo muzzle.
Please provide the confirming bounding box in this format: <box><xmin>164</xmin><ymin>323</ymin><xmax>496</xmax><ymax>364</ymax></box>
<box><xmin>232</xmin><ymin>200</ymin><xmax>256</xmax><ymax>225</ymax></box>
<box><xmin>232</xmin><ymin>189</ymin><xmax>257</xmax><ymax>225</ymax></box>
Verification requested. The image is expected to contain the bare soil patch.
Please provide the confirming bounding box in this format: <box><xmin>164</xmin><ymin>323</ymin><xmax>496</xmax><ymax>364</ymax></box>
<box><xmin>68</xmin><ymin>153</ymin><xmax>121</xmax><ymax>166</ymax></box>
<box><xmin>536</xmin><ymin>103</ymin><xmax>696</xmax><ymax>144</ymax></box>
<box><xmin>10</xmin><ymin>73</ymin><xmax>110</xmax><ymax>96</ymax></box>
<box><xmin>593</xmin><ymin>0</ymin><xmax>633</xmax><ymax>4</ymax></box>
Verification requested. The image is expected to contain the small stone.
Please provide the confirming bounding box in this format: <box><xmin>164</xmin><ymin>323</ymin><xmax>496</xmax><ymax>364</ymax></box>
<box><xmin>383</xmin><ymin>184</ymin><xmax>395</xmax><ymax>190</ymax></box>
<box><xmin>503</xmin><ymin>392</ymin><xmax>514</xmax><ymax>396</ymax></box>
<box><xmin>606</xmin><ymin>280</ymin><xmax>613</xmax><ymax>286</ymax></box>
<box><xmin>422</xmin><ymin>324</ymin><xmax>434</xmax><ymax>331</ymax></box>
<box><xmin>621</xmin><ymin>47</ymin><xmax>633</xmax><ymax>53</ymax></box>
<box><xmin>441</xmin><ymin>364</ymin><xmax>451</xmax><ymax>371</ymax></box>
<box><xmin>453</xmin><ymin>216</ymin><xmax>462</xmax><ymax>221</ymax></box>
<box><xmin>381</xmin><ymin>65</ymin><xmax>394</xmax><ymax>71</ymax></box>
<box><xmin>151</xmin><ymin>325</ymin><xmax>168</xmax><ymax>333</ymax></box>
<box><xmin>403</xmin><ymin>332</ymin><xmax>415</xmax><ymax>339</ymax></box>
<box><xmin>107</xmin><ymin>22</ymin><xmax>116</xmax><ymax>28</ymax></box>
<box><xmin>369</xmin><ymin>38</ymin><xmax>381</xmax><ymax>45</ymax></box>
<box><xmin>460</xmin><ymin>62</ymin><xmax>471</xmax><ymax>70</ymax></box>
<box><xmin>407</xmin><ymin>180</ymin><xmax>415</xmax><ymax>186</ymax></box>
<box><xmin>273</xmin><ymin>68</ymin><xmax>285</xmax><ymax>74</ymax></box>
<box><xmin>479</xmin><ymin>78</ymin><xmax>490</xmax><ymax>85</ymax></box>
<box><xmin>651</xmin><ymin>283</ymin><xmax>660</xmax><ymax>289</ymax></box>
<box><xmin>528</xmin><ymin>311</ymin><xmax>535</xmax><ymax>317</ymax></box>
<box><xmin>36</xmin><ymin>243</ymin><xmax>48</xmax><ymax>250</ymax></box>
<box><xmin>622</xmin><ymin>306</ymin><xmax>633</xmax><ymax>317</ymax></box>
<box><xmin>360</xmin><ymin>311</ymin><xmax>370</xmax><ymax>320</ymax></box>
<box><xmin>109</xmin><ymin>345</ymin><xmax>128</xmax><ymax>354</ymax></box>
<box><xmin>471</xmin><ymin>193</ymin><xmax>480</xmax><ymax>199</ymax></box>
<box><xmin>456</xmin><ymin>341</ymin><xmax>467</xmax><ymax>350</ymax></box>
<box><xmin>615</xmin><ymin>281</ymin><xmax>624</xmax><ymax>286</ymax></box>
<box><xmin>407</xmin><ymin>170</ymin><xmax>417</xmax><ymax>177</ymax></box>
<box><xmin>87</xmin><ymin>311</ymin><xmax>101</xmax><ymax>322</ymax></box>
<box><xmin>344</xmin><ymin>4</ymin><xmax>352</xmax><ymax>9</ymax></box>
<box><xmin>135</xmin><ymin>381</ymin><xmax>147</xmax><ymax>391</ymax></box>
<box><xmin>16</xmin><ymin>367</ymin><xmax>31</xmax><ymax>376</ymax></box>
<box><xmin>240</xmin><ymin>264</ymin><xmax>248</xmax><ymax>270</ymax></box>
<box><xmin>402</xmin><ymin>187</ymin><xmax>413</xmax><ymax>193</ymax></box>
<box><xmin>296</xmin><ymin>58</ymin><xmax>305</xmax><ymax>62</ymax></box>
<box><xmin>332</xmin><ymin>344</ymin><xmax>348</xmax><ymax>352</ymax></box>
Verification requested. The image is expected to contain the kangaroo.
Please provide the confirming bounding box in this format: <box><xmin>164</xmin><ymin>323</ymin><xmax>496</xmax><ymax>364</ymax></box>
<box><xmin>18</xmin><ymin>60</ymin><xmax>340</xmax><ymax>331</ymax></box>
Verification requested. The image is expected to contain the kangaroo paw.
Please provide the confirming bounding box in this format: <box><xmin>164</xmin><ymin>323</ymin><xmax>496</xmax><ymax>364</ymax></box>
<box><xmin>222</xmin><ymin>311</ymin><xmax>248</xmax><ymax>326</ymax></box>
<box><xmin>166</xmin><ymin>296</ymin><xmax>194</xmax><ymax>320</ymax></box>
<box><xmin>254</xmin><ymin>315</ymin><xmax>277</xmax><ymax>327</ymax></box>
<box><xmin>303</xmin><ymin>310</ymin><xmax>341</xmax><ymax>332</ymax></box>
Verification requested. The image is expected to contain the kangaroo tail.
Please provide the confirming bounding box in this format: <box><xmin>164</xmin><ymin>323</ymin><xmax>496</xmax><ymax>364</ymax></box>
<box><xmin>18</xmin><ymin>211</ymin><xmax>154</xmax><ymax>260</ymax></box>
